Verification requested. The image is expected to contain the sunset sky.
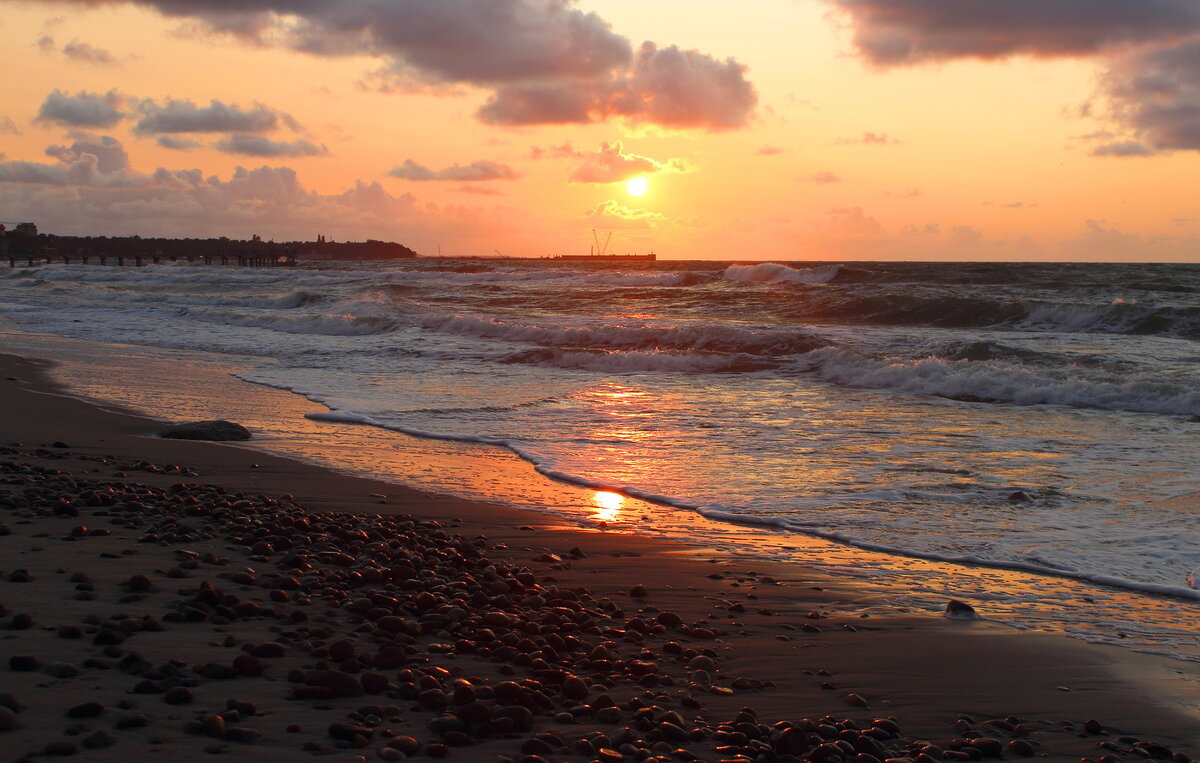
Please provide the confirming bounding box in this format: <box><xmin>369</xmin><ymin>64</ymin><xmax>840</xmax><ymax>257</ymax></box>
<box><xmin>2</xmin><ymin>0</ymin><xmax>1199</xmax><ymax>261</ymax></box>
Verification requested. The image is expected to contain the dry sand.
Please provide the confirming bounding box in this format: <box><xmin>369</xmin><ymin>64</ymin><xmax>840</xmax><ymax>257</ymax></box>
<box><xmin>0</xmin><ymin>352</ymin><xmax>1196</xmax><ymax>762</ymax></box>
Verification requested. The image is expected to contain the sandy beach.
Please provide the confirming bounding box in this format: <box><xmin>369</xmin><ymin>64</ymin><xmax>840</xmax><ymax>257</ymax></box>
<box><xmin>1</xmin><ymin>350</ymin><xmax>1197</xmax><ymax>762</ymax></box>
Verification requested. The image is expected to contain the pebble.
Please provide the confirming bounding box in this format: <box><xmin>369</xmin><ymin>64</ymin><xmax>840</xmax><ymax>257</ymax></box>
<box><xmin>0</xmin><ymin>706</ymin><xmax>21</xmax><ymax>731</ymax></box>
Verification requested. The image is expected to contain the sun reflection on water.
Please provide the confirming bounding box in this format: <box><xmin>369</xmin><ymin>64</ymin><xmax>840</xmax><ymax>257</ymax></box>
<box><xmin>593</xmin><ymin>490</ymin><xmax>625</xmax><ymax>522</ymax></box>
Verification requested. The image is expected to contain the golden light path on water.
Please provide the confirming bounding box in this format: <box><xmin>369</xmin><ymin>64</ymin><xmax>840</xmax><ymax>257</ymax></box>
<box><xmin>593</xmin><ymin>490</ymin><xmax>625</xmax><ymax>523</ymax></box>
<box><xmin>6</xmin><ymin>329</ymin><xmax>1198</xmax><ymax>663</ymax></box>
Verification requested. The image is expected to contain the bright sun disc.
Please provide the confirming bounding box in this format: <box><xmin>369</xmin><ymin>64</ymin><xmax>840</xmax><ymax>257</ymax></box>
<box><xmin>626</xmin><ymin>177</ymin><xmax>649</xmax><ymax>196</ymax></box>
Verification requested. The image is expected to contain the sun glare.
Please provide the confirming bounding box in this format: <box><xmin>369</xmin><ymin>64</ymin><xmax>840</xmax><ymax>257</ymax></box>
<box><xmin>625</xmin><ymin>177</ymin><xmax>649</xmax><ymax>197</ymax></box>
<box><xmin>593</xmin><ymin>490</ymin><xmax>625</xmax><ymax>522</ymax></box>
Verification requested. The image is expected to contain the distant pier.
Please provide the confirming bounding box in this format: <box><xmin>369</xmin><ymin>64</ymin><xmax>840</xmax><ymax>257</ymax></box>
<box><xmin>7</xmin><ymin>252</ymin><xmax>294</xmax><ymax>268</ymax></box>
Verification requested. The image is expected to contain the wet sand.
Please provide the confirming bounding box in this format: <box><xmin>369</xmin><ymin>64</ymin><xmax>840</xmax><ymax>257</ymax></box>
<box><xmin>0</xmin><ymin>352</ymin><xmax>1196</xmax><ymax>762</ymax></box>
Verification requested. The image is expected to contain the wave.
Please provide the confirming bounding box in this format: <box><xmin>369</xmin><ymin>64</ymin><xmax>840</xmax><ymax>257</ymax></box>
<box><xmin>799</xmin><ymin>347</ymin><xmax>1200</xmax><ymax>416</ymax></box>
<box><xmin>724</xmin><ymin>262</ymin><xmax>842</xmax><ymax>284</ymax></box>
<box><xmin>423</xmin><ymin>314</ymin><xmax>827</xmax><ymax>356</ymax></box>
<box><xmin>179</xmin><ymin>304</ymin><xmax>400</xmax><ymax>336</ymax></box>
<box><xmin>502</xmin><ymin>347</ymin><xmax>777</xmax><ymax>373</ymax></box>
<box><xmin>793</xmin><ymin>290</ymin><xmax>1200</xmax><ymax>338</ymax></box>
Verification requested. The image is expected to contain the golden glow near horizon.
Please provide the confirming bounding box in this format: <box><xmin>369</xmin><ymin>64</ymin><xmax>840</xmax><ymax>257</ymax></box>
<box><xmin>0</xmin><ymin>1</ymin><xmax>1198</xmax><ymax>260</ymax></box>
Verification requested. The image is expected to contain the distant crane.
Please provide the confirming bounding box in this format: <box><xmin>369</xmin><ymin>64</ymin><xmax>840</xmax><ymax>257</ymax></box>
<box><xmin>591</xmin><ymin>229</ymin><xmax>612</xmax><ymax>257</ymax></box>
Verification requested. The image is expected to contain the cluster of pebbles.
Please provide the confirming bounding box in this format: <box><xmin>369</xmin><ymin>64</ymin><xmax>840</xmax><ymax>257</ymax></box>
<box><xmin>1</xmin><ymin>443</ymin><xmax>1196</xmax><ymax>763</ymax></box>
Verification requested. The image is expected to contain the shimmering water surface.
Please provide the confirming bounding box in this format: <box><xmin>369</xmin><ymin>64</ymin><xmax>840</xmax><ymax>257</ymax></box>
<box><xmin>1</xmin><ymin>258</ymin><xmax>1197</xmax><ymax>657</ymax></box>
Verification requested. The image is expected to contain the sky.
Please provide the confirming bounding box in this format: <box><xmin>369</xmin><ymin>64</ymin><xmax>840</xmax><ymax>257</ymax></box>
<box><xmin>1</xmin><ymin>0</ymin><xmax>1199</xmax><ymax>261</ymax></box>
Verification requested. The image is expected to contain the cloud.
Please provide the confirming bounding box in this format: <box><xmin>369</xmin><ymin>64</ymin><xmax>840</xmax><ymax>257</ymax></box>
<box><xmin>528</xmin><ymin>142</ymin><xmax>586</xmax><ymax>160</ymax></box>
<box><xmin>23</xmin><ymin>0</ymin><xmax>753</xmax><ymax>130</ymax></box>
<box><xmin>134</xmin><ymin>98</ymin><xmax>296</xmax><ymax>135</ymax></box>
<box><xmin>1102</xmin><ymin>38</ymin><xmax>1200</xmax><ymax>152</ymax></box>
<box><xmin>62</xmin><ymin>40</ymin><xmax>117</xmax><ymax>65</ymax></box>
<box><xmin>830</xmin><ymin>1</ymin><xmax>1200</xmax><ymax>155</ymax></box>
<box><xmin>837</xmin><ymin>131</ymin><xmax>899</xmax><ymax>145</ymax></box>
<box><xmin>0</xmin><ymin>117</ymin><xmax>20</xmax><ymax>135</ymax></box>
<box><xmin>568</xmin><ymin>141</ymin><xmax>690</xmax><ymax>184</ymax></box>
<box><xmin>35</xmin><ymin>89</ymin><xmax>128</xmax><ymax>128</ymax></box>
<box><xmin>1091</xmin><ymin>140</ymin><xmax>1159</xmax><ymax>157</ymax></box>
<box><xmin>757</xmin><ymin>145</ymin><xmax>785</xmax><ymax>155</ymax></box>
<box><xmin>215</xmin><ymin>133</ymin><xmax>328</xmax><ymax>157</ymax></box>
<box><xmin>386</xmin><ymin>159</ymin><xmax>518</xmax><ymax>182</ymax></box>
<box><xmin>156</xmin><ymin>135</ymin><xmax>201</xmax><ymax>150</ymax></box>
<box><xmin>829</xmin><ymin>0</ymin><xmax>1200</xmax><ymax>65</ymax></box>
<box><xmin>453</xmin><ymin>184</ymin><xmax>504</xmax><ymax>196</ymax></box>
<box><xmin>479</xmin><ymin>41</ymin><xmax>756</xmax><ymax>130</ymax></box>
<box><xmin>36</xmin><ymin>34</ymin><xmax>56</xmax><ymax>53</ymax></box>
<box><xmin>45</xmin><ymin>133</ymin><xmax>130</xmax><ymax>173</ymax></box>
<box><xmin>800</xmin><ymin>171</ymin><xmax>841</xmax><ymax>184</ymax></box>
<box><xmin>585</xmin><ymin>199</ymin><xmax>666</xmax><ymax>229</ymax></box>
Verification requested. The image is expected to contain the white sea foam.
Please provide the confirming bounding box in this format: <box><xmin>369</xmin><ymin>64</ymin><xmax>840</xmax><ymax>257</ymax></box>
<box><xmin>801</xmin><ymin>347</ymin><xmax>1200</xmax><ymax>416</ymax></box>
<box><xmin>422</xmin><ymin>313</ymin><xmax>825</xmax><ymax>355</ymax></box>
<box><xmin>503</xmin><ymin>348</ymin><xmax>774</xmax><ymax>373</ymax></box>
<box><xmin>724</xmin><ymin>262</ymin><xmax>841</xmax><ymax>284</ymax></box>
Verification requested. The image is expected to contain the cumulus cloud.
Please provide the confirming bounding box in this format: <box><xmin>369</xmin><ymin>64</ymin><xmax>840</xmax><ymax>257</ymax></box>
<box><xmin>35</xmin><ymin>89</ymin><xmax>128</xmax><ymax>128</ymax></box>
<box><xmin>22</xmin><ymin>0</ymin><xmax>754</xmax><ymax>130</ymax></box>
<box><xmin>479</xmin><ymin>42</ymin><xmax>756</xmax><ymax>129</ymax></box>
<box><xmin>585</xmin><ymin>199</ymin><xmax>666</xmax><ymax>229</ymax></box>
<box><xmin>829</xmin><ymin>0</ymin><xmax>1200</xmax><ymax>65</ymax></box>
<box><xmin>45</xmin><ymin>133</ymin><xmax>130</xmax><ymax>173</ymax></box>
<box><xmin>156</xmin><ymin>135</ymin><xmax>201</xmax><ymax>150</ymax></box>
<box><xmin>134</xmin><ymin>98</ymin><xmax>296</xmax><ymax>135</ymax></box>
<box><xmin>387</xmin><ymin>159</ymin><xmax>518</xmax><ymax>182</ymax></box>
<box><xmin>568</xmin><ymin>142</ymin><xmax>690</xmax><ymax>184</ymax></box>
<box><xmin>215</xmin><ymin>133</ymin><xmax>328</xmax><ymax>157</ymax></box>
<box><xmin>1102</xmin><ymin>38</ymin><xmax>1200</xmax><ymax>152</ymax></box>
<box><xmin>0</xmin><ymin>117</ymin><xmax>20</xmax><ymax>135</ymax></box>
<box><xmin>62</xmin><ymin>40</ymin><xmax>117</xmax><ymax>65</ymax></box>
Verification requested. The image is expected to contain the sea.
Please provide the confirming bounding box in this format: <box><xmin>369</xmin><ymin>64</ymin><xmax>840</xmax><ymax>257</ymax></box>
<box><xmin>1</xmin><ymin>257</ymin><xmax>1197</xmax><ymax>659</ymax></box>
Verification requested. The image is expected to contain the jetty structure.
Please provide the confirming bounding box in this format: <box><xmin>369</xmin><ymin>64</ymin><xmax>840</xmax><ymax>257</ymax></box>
<box><xmin>1</xmin><ymin>224</ymin><xmax>417</xmax><ymax>268</ymax></box>
<box><xmin>546</xmin><ymin>230</ymin><xmax>656</xmax><ymax>261</ymax></box>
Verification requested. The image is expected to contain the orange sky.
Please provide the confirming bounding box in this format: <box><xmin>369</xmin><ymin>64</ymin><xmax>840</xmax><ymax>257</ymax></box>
<box><xmin>2</xmin><ymin>0</ymin><xmax>1199</xmax><ymax>261</ymax></box>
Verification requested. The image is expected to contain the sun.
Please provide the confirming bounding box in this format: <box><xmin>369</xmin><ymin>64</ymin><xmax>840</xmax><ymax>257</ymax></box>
<box><xmin>625</xmin><ymin>176</ymin><xmax>649</xmax><ymax>197</ymax></box>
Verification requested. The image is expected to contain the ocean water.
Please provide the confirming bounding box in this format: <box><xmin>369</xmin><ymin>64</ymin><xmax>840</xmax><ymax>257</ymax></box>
<box><xmin>2</xmin><ymin>258</ymin><xmax>1198</xmax><ymax>656</ymax></box>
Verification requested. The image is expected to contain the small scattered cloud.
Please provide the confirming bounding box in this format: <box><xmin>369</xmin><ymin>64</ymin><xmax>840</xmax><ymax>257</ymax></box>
<box><xmin>836</xmin><ymin>131</ymin><xmax>900</xmax><ymax>145</ymax></box>
<box><xmin>36</xmin><ymin>34</ymin><xmax>56</xmax><ymax>53</ymax></box>
<box><xmin>1091</xmin><ymin>140</ymin><xmax>1159</xmax><ymax>157</ymax></box>
<box><xmin>135</xmin><ymin>99</ymin><xmax>297</xmax><ymax>135</ymax></box>
<box><xmin>0</xmin><ymin>117</ymin><xmax>20</xmax><ymax>136</ymax></box>
<box><xmin>528</xmin><ymin>142</ymin><xmax>585</xmax><ymax>160</ymax></box>
<box><xmin>156</xmin><ymin>135</ymin><xmax>201</xmax><ymax>150</ymax></box>
<box><xmin>35</xmin><ymin>89</ymin><xmax>129</xmax><ymax>128</ymax></box>
<box><xmin>799</xmin><ymin>171</ymin><xmax>841</xmax><ymax>184</ymax></box>
<box><xmin>453</xmin><ymin>184</ymin><xmax>503</xmax><ymax>195</ymax></box>
<box><xmin>884</xmin><ymin>187</ymin><xmax>923</xmax><ymax>198</ymax></box>
<box><xmin>62</xmin><ymin>40</ymin><xmax>118</xmax><ymax>65</ymax></box>
<box><xmin>387</xmin><ymin>159</ymin><xmax>518</xmax><ymax>182</ymax></box>
<box><xmin>215</xmin><ymin>134</ymin><xmax>328</xmax><ymax>157</ymax></box>
<box><xmin>986</xmin><ymin>201</ymin><xmax>1042</xmax><ymax>208</ymax></box>
<box><xmin>585</xmin><ymin>199</ymin><xmax>666</xmax><ymax>229</ymax></box>
<box><xmin>568</xmin><ymin>141</ymin><xmax>690</xmax><ymax>184</ymax></box>
<box><xmin>756</xmin><ymin>145</ymin><xmax>785</xmax><ymax>156</ymax></box>
<box><xmin>45</xmin><ymin>133</ymin><xmax>130</xmax><ymax>173</ymax></box>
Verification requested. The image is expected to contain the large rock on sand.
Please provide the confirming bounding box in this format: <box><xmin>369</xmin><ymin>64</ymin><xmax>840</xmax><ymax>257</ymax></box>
<box><xmin>159</xmin><ymin>420</ymin><xmax>251</xmax><ymax>441</ymax></box>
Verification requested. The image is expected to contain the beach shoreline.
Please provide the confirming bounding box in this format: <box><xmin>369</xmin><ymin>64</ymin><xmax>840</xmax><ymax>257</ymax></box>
<box><xmin>1</xmin><ymin>349</ymin><xmax>1197</xmax><ymax>761</ymax></box>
